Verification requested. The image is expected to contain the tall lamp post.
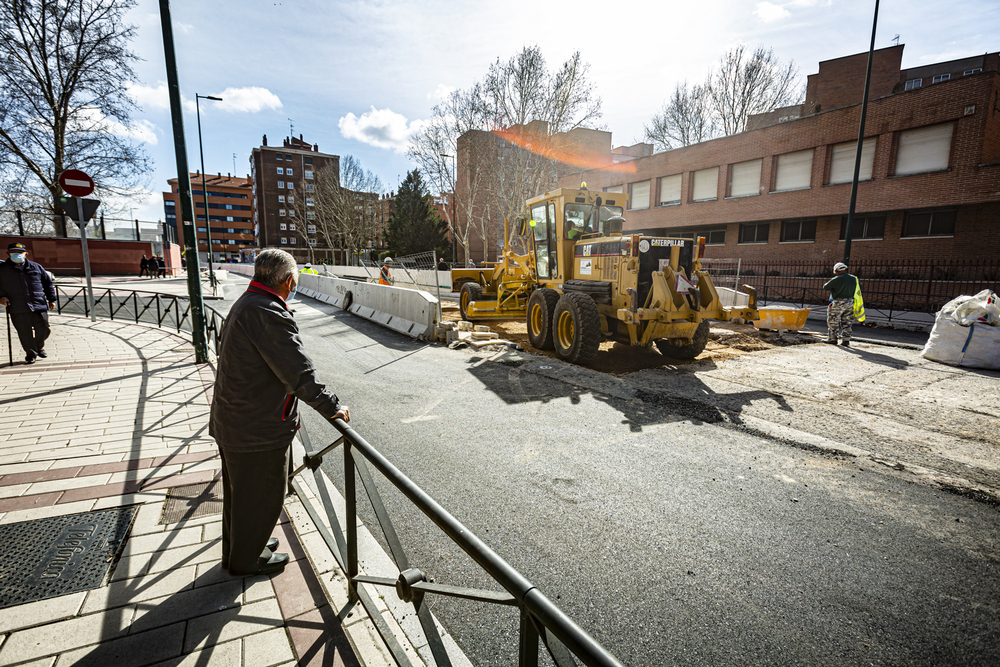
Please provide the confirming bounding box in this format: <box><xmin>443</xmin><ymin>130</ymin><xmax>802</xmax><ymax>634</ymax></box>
<box><xmin>439</xmin><ymin>152</ymin><xmax>457</xmax><ymax>264</ymax></box>
<box><xmin>196</xmin><ymin>93</ymin><xmax>223</xmax><ymax>287</ymax></box>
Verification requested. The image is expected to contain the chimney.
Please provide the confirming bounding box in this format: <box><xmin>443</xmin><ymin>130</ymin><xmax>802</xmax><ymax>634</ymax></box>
<box><xmin>299</xmin><ymin>134</ymin><xmax>303</xmax><ymax>141</ymax></box>
<box><xmin>313</xmin><ymin>144</ymin><xmax>318</xmax><ymax>152</ymax></box>
<box><xmin>262</xmin><ymin>134</ymin><xmax>267</xmax><ymax>146</ymax></box>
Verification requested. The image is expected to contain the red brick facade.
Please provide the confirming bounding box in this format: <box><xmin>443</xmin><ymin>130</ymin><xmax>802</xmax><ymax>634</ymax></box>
<box><xmin>163</xmin><ymin>173</ymin><xmax>253</xmax><ymax>262</ymax></box>
<box><xmin>557</xmin><ymin>48</ymin><xmax>1000</xmax><ymax>265</ymax></box>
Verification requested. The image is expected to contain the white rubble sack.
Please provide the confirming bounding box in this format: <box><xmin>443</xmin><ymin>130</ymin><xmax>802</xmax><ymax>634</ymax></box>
<box><xmin>921</xmin><ymin>290</ymin><xmax>1000</xmax><ymax>370</ymax></box>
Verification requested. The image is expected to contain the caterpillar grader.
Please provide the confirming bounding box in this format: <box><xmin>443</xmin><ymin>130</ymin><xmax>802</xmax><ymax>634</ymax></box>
<box><xmin>457</xmin><ymin>184</ymin><xmax>759</xmax><ymax>365</ymax></box>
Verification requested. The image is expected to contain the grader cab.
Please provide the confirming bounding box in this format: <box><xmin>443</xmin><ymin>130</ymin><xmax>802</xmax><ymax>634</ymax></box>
<box><xmin>458</xmin><ymin>185</ymin><xmax>758</xmax><ymax>365</ymax></box>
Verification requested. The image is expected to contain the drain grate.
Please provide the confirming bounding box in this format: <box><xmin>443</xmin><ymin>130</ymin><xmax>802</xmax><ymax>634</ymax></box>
<box><xmin>0</xmin><ymin>506</ymin><xmax>138</xmax><ymax>609</ymax></box>
<box><xmin>159</xmin><ymin>481</ymin><xmax>223</xmax><ymax>525</ymax></box>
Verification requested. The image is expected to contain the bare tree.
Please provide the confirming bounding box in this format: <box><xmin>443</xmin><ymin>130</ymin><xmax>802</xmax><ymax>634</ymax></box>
<box><xmin>305</xmin><ymin>156</ymin><xmax>383</xmax><ymax>265</ymax></box>
<box><xmin>645</xmin><ymin>81</ymin><xmax>717</xmax><ymax>151</ymax></box>
<box><xmin>706</xmin><ymin>44</ymin><xmax>800</xmax><ymax>136</ymax></box>
<box><xmin>0</xmin><ymin>0</ymin><xmax>151</xmax><ymax>231</ymax></box>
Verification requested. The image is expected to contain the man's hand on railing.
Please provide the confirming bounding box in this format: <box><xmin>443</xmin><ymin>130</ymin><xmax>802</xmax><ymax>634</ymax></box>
<box><xmin>333</xmin><ymin>406</ymin><xmax>350</xmax><ymax>423</ymax></box>
<box><xmin>0</xmin><ymin>297</ymin><xmax>8</xmax><ymax>307</ymax></box>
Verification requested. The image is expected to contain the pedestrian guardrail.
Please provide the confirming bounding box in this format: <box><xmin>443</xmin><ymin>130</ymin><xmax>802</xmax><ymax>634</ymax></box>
<box><xmin>53</xmin><ymin>284</ymin><xmax>226</xmax><ymax>356</ymax></box>
<box><xmin>289</xmin><ymin>422</ymin><xmax>625</xmax><ymax>667</ymax></box>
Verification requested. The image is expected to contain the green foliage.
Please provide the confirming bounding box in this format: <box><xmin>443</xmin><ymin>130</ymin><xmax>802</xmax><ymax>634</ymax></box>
<box><xmin>385</xmin><ymin>170</ymin><xmax>450</xmax><ymax>258</ymax></box>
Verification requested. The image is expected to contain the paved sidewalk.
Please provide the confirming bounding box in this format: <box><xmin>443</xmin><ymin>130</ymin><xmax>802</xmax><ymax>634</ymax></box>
<box><xmin>0</xmin><ymin>315</ymin><xmax>382</xmax><ymax>667</ymax></box>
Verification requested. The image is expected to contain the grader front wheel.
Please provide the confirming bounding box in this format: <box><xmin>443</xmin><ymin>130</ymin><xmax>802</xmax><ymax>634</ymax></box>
<box><xmin>526</xmin><ymin>288</ymin><xmax>559</xmax><ymax>350</ymax></box>
<box><xmin>553</xmin><ymin>292</ymin><xmax>601</xmax><ymax>365</ymax></box>
<box><xmin>459</xmin><ymin>283</ymin><xmax>483</xmax><ymax>321</ymax></box>
<box><xmin>655</xmin><ymin>321</ymin><xmax>710</xmax><ymax>360</ymax></box>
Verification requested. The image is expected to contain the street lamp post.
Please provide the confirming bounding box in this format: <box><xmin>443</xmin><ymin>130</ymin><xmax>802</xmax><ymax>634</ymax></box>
<box><xmin>440</xmin><ymin>152</ymin><xmax>457</xmax><ymax>264</ymax></box>
<box><xmin>196</xmin><ymin>94</ymin><xmax>223</xmax><ymax>287</ymax></box>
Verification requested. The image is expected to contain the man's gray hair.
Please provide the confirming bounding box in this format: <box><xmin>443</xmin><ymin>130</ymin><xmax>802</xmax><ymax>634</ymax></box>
<box><xmin>253</xmin><ymin>249</ymin><xmax>298</xmax><ymax>288</ymax></box>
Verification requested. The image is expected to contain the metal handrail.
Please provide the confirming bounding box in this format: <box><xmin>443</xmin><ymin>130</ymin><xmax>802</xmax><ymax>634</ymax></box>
<box><xmin>290</xmin><ymin>420</ymin><xmax>625</xmax><ymax>667</ymax></box>
<box><xmin>53</xmin><ymin>284</ymin><xmax>226</xmax><ymax>356</ymax></box>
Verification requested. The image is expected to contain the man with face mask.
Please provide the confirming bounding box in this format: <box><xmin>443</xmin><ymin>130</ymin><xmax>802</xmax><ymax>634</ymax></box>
<box><xmin>210</xmin><ymin>248</ymin><xmax>350</xmax><ymax>576</ymax></box>
<box><xmin>0</xmin><ymin>243</ymin><xmax>56</xmax><ymax>364</ymax></box>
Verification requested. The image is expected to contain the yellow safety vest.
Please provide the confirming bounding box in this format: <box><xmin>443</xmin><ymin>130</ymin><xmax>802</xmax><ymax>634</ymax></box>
<box><xmin>853</xmin><ymin>277</ymin><xmax>865</xmax><ymax>322</ymax></box>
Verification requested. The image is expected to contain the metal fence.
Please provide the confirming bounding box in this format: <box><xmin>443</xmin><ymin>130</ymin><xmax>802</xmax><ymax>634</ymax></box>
<box><xmin>289</xmin><ymin>422</ymin><xmax>624</xmax><ymax>667</ymax></box>
<box><xmin>1</xmin><ymin>209</ymin><xmax>174</xmax><ymax>244</ymax></box>
<box><xmin>52</xmin><ymin>284</ymin><xmax>225</xmax><ymax>355</ymax></box>
<box><xmin>703</xmin><ymin>258</ymin><xmax>1000</xmax><ymax>323</ymax></box>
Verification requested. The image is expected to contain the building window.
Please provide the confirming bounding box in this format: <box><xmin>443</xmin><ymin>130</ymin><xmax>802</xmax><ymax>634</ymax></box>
<box><xmin>691</xmin><ymin>167</ymin><xmax>719</xmax><ymax>201</ymax></box>
<box><xmin>895</xmin><ymin>123</ymin><xmax>953</xmax><ymax>176</ymax></box>
<box><xmin>286</xmin><ymin>155</ymin><xmax>292</xmax><ymax>161</ymax></box>
<box><xmin>604</xmin><ymin>185</ymin><xmax>624</xmax><ymax>194</ymax></box>
<box><xmin>290</xmin><ymin>237</ymin><xmax>296</xmax><ymax>244</ymax></box>
<box><xmin>305</xmin><ymin>184</ymin><xmax>315</xmax><ymax>192</ymax></box>
<box><xmin>658</xmin><ymin>175</ymin><xmax>681</xmax><ymax>205</ymax></box>
<box><xmin>286</xmin><ymin>168</ymin><xmax>293</xmax><ymax>176</ymax></box>
<box><xmin>275</xmin><ymin>153</ymin><xmax>283</xmax><ymax>160</ymax></box>
<box><xmin>227</xmin><ymin>228</ymin><xmax>235</xmax><ymax>233</ymax></box>
<box><xmin>729</xmin><ymin>159</ymin><xmax>762</xmax><ymax>197</ymax></box>
<box><xmin>931</xmin><ymin>73</ymin><xmax>951</xmax><ymax>83</ymax></box>
<box><xmin>308</xmin><ymin>225</ymin><xmax>316</xmax><ymax>233</ymax></box>
<box><xmin>774</xmin><ymin>149</ymin><xmax>813</xmax><ymax>191</ymax></box>
<box><xmin>780</xmin><ymin>219</ymin><xmax>817</xmax><ymax>242</ymax></box>
<box><xmin>305</xmin><ymin>157</ymin><xmax>313</xmax><ymax>165</ymax></box>
<box><xmin>309</xmin><ymin>239</ymin><xmax>316</xmax><ymax>246</ymax></box>
<box><xmin>738</xmin><ymin>222</ymin><xmax>769</xmax><ymax>244</ymax></box>
<box><xmin>840</xmin><ymin>215</ymin><xmax>886</xmax><ymax>240</ymax></box>
<box><xmin>306</xmin><ymin>212</ymin><xmax>316</xmax><ymax>220</ymax></box>
<box><xmin>286</xmin><ymin>182</ymin><xmax>293</xmax><ymax>191</ymax></box>
<box><xmin>277</xmin><ymin>167</ymin><xmax>284</xmax><ymax>175</ymax></box>
<box><xmin>829</xmin><ymin>138</ymin><xmax>876</xmax><ymax>184</ymax></box>
<box><xmin>904</xmin><ymin>79</ymin><xmax>922</xmax><ymax>91</ymax></box>
<box><xmin>964</xmin><ymin>68</ymin><xmax>982</xmax><ymax>75</ymax></box>
<box><xmin>289</xmin><ymin>223</ymin><xmax>296</xmax><ymax>231</ymax></box>
<box><xmin>305</xmin><ymin>170</ymin><xmax>314</xmax><ymax>180</ymax></box>
<box><xmin>678</xmin><ymin>228</ymin><xmax>727</xmax><ymax>245</ymax></box>
<box><xmin>277</xmin><ymin>181</ymin><xmax>284</xmax><ymax>189</ymax></box>
<box><xmin>288</xmin><ymin>209</ymin><xmax>295</xmax><ymax>217</ymax></box>
<box><xmin>901</xmin><ymin>210</ymin><xmax>956</xmax><ymax>237</ymax></box>
<box><xmin>287</xmin><ymin>196</ymin><xmax>294</xmax><ymax>204</ymax></box>
<box><xmin>278</xmin><ymin>195</ymin><xmax>285</xmax><ymax>203</ymax></box>
<box><xmin>228</xmin><ymin>239</ymin><xmax>235</xmax><ymax>245</ymax></box>
<box><xmin>279</xmin><ymin>209</ymin><xmax>286</xmax><ymax>216</ymax></box>
<box><xmin>280</xmin><ymin>237</ymin><xmax>287</xmax><ymax>244</ymax></box>
<box><xmin>279</xmin><ymin>223</ymin><xmax>287</xmax><ymax>230</ymax></box>
<box><xmin>629</xmin><ymin>180</ymin><xmax>650</xmax><ymax>210</ymax></box>
<box><xmin>306</xmin><ymin>198</ymin><xmax>314</xmax><ymax>207</ymax></box>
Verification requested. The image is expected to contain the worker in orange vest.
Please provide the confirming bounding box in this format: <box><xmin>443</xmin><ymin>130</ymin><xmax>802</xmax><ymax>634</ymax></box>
<box><xmin>379</xmin><ymin>257</ymin><xmax>393</xmax><ymax>285</ymax></box>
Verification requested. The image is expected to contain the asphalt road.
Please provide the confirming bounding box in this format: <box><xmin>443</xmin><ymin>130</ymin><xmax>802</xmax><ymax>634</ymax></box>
<box><xmin>228</xmin><ymin>279</ymin><xmax>999</xmax><ymax>666</ymax></box>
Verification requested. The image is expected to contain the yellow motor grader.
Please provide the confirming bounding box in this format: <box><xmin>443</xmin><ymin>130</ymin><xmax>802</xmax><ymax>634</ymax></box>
<box><xmin>458</xmin><ymin>185</ymin><xmax>758</xmax><ymax>365</ymax></box>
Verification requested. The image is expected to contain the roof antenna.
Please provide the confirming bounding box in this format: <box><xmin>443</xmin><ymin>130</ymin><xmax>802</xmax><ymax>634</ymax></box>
<box><xmin>892</xmin><ymin>34</ymin><xmax>899</xmax><ymax>46</ymax></box>
<box><xmin>288</xmin><ymin>118</ymin><xmax>294</xmax><ymax>139</ymax></box>
<box><xmin>232</xmin><ymin>153</ymin><xmax>237</xmax><ymax>175</ymax></box>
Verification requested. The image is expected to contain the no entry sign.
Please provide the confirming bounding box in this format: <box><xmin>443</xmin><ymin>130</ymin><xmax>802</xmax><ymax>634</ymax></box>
<box><xmin>59</xmin><ymin>169</ymin><xmax>95</xmax><ymax>197</ymax></box>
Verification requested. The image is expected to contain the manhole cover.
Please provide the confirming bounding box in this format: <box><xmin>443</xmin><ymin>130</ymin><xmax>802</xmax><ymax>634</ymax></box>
<box><xmin>0</xmin><ymin>506</ymin><xmax>138</xmax><ymax>609</ymax></box>
<box><xmin>160</xmin><ymin>481</ymin><xmax>223</xmax><ymax>525</ymax></box>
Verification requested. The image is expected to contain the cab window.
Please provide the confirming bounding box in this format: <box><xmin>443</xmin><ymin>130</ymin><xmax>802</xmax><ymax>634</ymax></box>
<box><xmin>564</xmin><ymin>203</ymin><xmax>625</xmax><ymax>238</ymax></box>
<box><xmin>530</xmin><ymin>204</ymin><xmax>550</xmax><ymax>279</ymax></box>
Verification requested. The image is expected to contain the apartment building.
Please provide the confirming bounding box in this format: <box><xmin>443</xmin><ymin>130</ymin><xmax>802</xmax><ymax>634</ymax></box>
<box><xmin>558</xmin><ymin>46</ymin><xmax>1000</xmax><ymax>263</ymax></box>
<box><xmin>162</xmin><ymin>172</ymin><xmax>254</xmax><ymax>262</ymax></box>
<box><xmin>250</xmin><ymin>135</ymin><xmax>339</xmax><ymax>262</ymax></box>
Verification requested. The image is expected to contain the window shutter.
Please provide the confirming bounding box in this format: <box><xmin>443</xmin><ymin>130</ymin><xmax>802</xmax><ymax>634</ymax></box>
<box><xmin>692</xmin><ymin>167</ymin><xmax>719</xmax><ymax>201</ymax></box>
<box><xmin>829</xmin><ymin>138</ymin><xmax>876</xmax><ymax>184</ymax></box>
<box><xmin>895</xmin><ymin>123</ymin><xmax>953</xmax><ymax>176</ymax></box>
<box><xmin>775</xmin><ymin>149</ymin><xmax>814</xmax><ymax>191</ymax></box>
<box><xmin>659</xmin><ymin>175</ymin><xmax>682</xmax><ymax>204</ymax></box>
<box><xmin>630</xmin><ymin>180</ymin><xmax>650</xmax><ymax>209</ymax></box>
<box><xmin>604</xmin><ymin>185</ymin><xmax>624</xmax><ymax>193</ymax></box>
<box><xmin>730</xmin><ymin>160</ymin><xmax>762</xmax><ymax>197</ymax></box>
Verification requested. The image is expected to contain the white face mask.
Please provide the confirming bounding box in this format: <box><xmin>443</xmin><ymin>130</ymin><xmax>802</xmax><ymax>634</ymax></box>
<box><xmin>10</xmin><ymin>253</ymin><xmax>25</xmax><ymax>264</ymax></box>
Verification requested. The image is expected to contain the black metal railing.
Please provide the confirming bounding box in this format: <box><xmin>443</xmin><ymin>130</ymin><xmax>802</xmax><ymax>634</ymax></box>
<box><xmin>289</xmin><ymin>422</ymin><xmax>624</xmax><ymax>667</ymax></box>
<box><xmin>53</xmin><ymin>284</ymin><xmax>226</xmax><ymax>356</ymax></box>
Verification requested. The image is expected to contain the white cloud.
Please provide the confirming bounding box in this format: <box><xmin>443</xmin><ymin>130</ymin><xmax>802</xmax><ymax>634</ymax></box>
<box><xmin>428</xmin><ymin>84</ymin><xmax>455</xmax><ymax>101</ymax></box>
<box><xmin>176</xmin><ymin>22</ymin><xmax>194</xmax><ymax>34</ymax></box>
<box><xmin>755</xmin><ymin>1</ymin><xmax>791</xmax><ymax>22</ymax></box>
<box><xmin>71</xmin><ymin>107</ymin><xmax>159</xmax><ymax>145</ymax></box>
<box><xmin>102</xmin><ymin>186</ymin><xmax>165</xmax><ymax>222</ymax></box>
<box><xmin>338</xmin><ymin>107</ymin><xmax>426</xmax><ymax>152</ymax></box>
<box><xmin>211</xmin><ymin>87</ymin><xmax>283</xmax><ymax>113</ymax></box>
<box><xmin>127</xmin><ymin>83</ymin><xmax>196</xmax><ymax>113</ymax></box>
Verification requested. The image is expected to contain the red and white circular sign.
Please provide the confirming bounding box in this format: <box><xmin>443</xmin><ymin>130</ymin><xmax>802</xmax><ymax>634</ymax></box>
<box><xmin>59</xmin><ymin>169</ymin><xmax>95</xmax><ymax>197</ymax></box>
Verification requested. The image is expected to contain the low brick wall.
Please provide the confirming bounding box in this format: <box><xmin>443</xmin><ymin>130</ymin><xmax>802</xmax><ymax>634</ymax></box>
<box><xmin>1</xmin><ymin>235</ymin><xmax>157</xmax><ymax>276</ymax></box>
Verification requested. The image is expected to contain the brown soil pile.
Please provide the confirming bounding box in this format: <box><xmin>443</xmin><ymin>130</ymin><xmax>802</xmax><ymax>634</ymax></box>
<box><xmin>440</xmin><ymin>302</ymin><xmax>811</xmax><ymax>375</ymax></box>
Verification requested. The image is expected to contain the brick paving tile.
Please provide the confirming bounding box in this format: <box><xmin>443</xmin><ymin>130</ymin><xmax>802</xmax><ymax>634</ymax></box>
<box><xmin>0</xmin><ymin>491</ymin><xmax>62</xmax><ymax>513</ymax></box>
<box><xmin>242</xmin><ymin>627</ymin><xmax>297</xmax><ymax>666</ymax></box>
<box><xmin>271</xmin><ymin>555</ymin><xmax>330</xmax><ymax>622</ymax></box>
<box><xmin>0</xmin><ymin>592</ymin><xmax>86</xmax><ymax>634</ymax></box>
<box><xmin>0</xmin><ymin>603</ymin><xmax>137</xmax><ymax>664</ymax></box>
<box><xmin>80</xmin><ymin>565</ymin><xmax>198</xmax><ymax>615</ymax></box>
<box><xmin>0</xmin><ymin>467</ymin><xmax>83</xmax><ymax>487</ymax></box>
<box><xmin>183</xmin><ymin>598</ymin><xmax>285</xmax><ymax>653</ymax></box>
<box><xmin>130</xmin><ymin>579</ymin><xmax>244</xmax><ymax>635</ymax></box>
<box><xmin>284</xmin><ymin>605</ymin><xmax>361</xmax><ymax>667</ymax></box>
<box><xmin>51</xmin><ymin>621</ymin><xmax>186</xmax><ymax>667</ymax></box>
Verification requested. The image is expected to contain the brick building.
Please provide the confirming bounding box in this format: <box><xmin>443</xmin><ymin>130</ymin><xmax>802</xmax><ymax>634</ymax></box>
<box><xmin>250</xmin><ymin>135</ymin><xmax>339</xmax><ymax>262</ymax></box>
<box><xmin>162</xmin><ymin>172</ymin><xmax>254</xmax><ymax>262</ymax></box>
<box><xmin>558</xmin><ymin>46</ymin><xmax>1000</xmax><ymax>264</ymax></box>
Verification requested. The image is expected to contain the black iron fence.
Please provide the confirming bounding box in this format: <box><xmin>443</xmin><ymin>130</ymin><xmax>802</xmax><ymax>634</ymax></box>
<box><xmin>1</xmin><ymin>209</ymin><xmax>174</xmax><ymax>244</ymax></box>
<box><xmin>53</xmin><ymin>284</ymin><xmax>225</xmax><ymax>355</ymax></box>
<box><xmin>704</xmin><ymin>258</ymin><xmax>999</xmax><ymax>323</ymax></box>
<box><xmin>288</xmin><ymin>423</ymin><xmax>624</xmax><ymax>667</ymax></box>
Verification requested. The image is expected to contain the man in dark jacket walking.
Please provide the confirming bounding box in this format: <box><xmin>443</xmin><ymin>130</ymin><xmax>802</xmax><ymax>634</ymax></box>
<box><xmin>0</xmin><ymin>243</ymin><xmax>56</xmax><ymax>364</ymax></box>
<box><xmin>209</xmin><ymin>248</ymin><xmax>350</xmax><ymax>576</ymax></box>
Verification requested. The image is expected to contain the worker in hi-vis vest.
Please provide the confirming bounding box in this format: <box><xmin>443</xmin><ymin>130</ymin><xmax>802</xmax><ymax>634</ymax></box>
<box><xmin>379</xmin><ymin>257</ymin><xmax>393</xmax><ymax>285</ymax></box>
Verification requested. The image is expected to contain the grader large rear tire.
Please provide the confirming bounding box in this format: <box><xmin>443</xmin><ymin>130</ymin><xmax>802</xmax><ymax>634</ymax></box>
<box><xmin>655</xmin><ymin>321</ymin><xmax>710</xmax><ymax>360</ymax></box>
<box><xmin>526</xmin><ymin>288</ymin><xmax>559</xmax><ymax>350</ymax></box>
<box><xmin>459</xmin><ymin>282</ymin><xmax>483</xmax><ymax>321</ymax></box>
<box><xmin>553</xmin><ymin>292</ymin><xmax>601</xmax><ymax>365</ymax></box>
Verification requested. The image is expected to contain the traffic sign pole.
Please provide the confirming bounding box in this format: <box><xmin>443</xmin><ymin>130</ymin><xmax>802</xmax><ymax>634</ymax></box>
<box><xmin>77</xmin><ymin>198</ymin><xmax>96</xmax><ymax>322</ymax></box>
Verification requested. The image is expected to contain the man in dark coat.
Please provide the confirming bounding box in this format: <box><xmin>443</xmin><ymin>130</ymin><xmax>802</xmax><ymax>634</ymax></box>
<box><xmin>0</xmin><ymin>243</ymin><xmax>56</xmax><ymax>364</ymax></box>
<box><xmin>139</xmin><ymin>255</ymin><xmax>149</xmax><ymax>278</ymax></box>
<box><xmin>209</xmin><ymin>248</ymin><xmax>350</xmax><ymax>575</ymax></box>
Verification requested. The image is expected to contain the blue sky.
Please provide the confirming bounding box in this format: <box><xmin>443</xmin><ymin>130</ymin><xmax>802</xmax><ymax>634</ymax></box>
<box><xmin>121</xmin><ymin>0</ymin><xmax>998</xmax><ymax>221</ymax></box>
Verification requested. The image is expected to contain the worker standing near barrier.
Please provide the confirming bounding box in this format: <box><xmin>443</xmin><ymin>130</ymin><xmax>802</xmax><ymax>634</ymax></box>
<box><xmin>300</xmin><ymin>262</ymin><xmax>318</xmax><ymax>275</ymax></box>
<box><xmin>823</xmin><ymin>262</ymin><xmax>864</xmax><ymax>347</ymax></box>
<box><xmin>379</xmin><ymin>257</ymin><xmax>394</xmax><ymax>285</ymax></box>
